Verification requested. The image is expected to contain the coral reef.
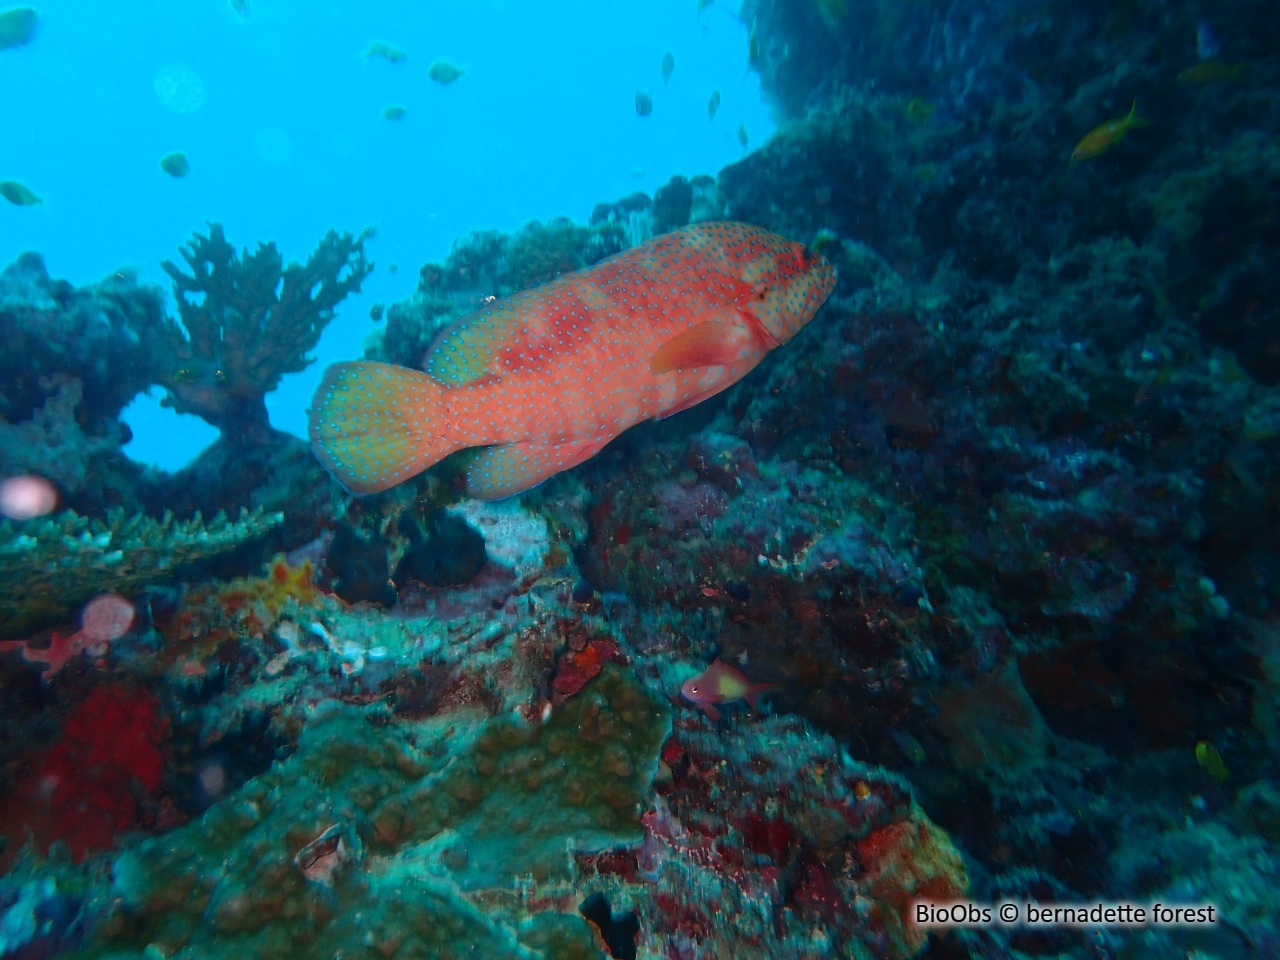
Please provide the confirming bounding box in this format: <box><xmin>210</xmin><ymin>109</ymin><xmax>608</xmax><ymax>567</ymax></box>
<box><xmin>85</xmin><ymin>664</ymin><xmax>667</xmax><ymax>959</ymax></box>
<box><xmin>0</xmin><ymin>684</ymin><xmax>169</xmax><ymax>868</ymax></box>
<box><xmin>0</xmin><ymin>376</ymin><xmax>124</xmax><ymax>495</ymax></box>
<box><xmin>3</xmin><ymin>1</ymin><xmax>1280</xmax><ymax>957</ymax></box>
<box><xmin>0</xmin><ymin>253</ymin><xmax>173</xmax><ymax>429</ymax></box>
<box><xmin>159</xmin><ymin>223</ymin><xmax>371</xmax><ymax>434</ymax></box>
<box><xmin>0</xmin><ymin>506</ymin><xmax>282</xmax><ymax>639</ymax></box>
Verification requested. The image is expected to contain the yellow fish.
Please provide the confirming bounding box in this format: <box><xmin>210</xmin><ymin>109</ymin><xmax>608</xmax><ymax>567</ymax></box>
<box><xmin>1195</xmin><ymin>740</ymin><xmax>1229</xmax><ymax>781</ymax></box>
<box><xmin>1176</xmin><ymin>61</ymin><xmax>1245</xmax><ymax>85</ymax></box>
<box><xmin>1071</xmin><ymin>101</ymin><xmax>1142</xmax><ymax>162</ymax></box>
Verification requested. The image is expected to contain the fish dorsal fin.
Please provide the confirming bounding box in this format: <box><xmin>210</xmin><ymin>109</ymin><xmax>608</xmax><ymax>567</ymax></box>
<box><xmin>425</xmin><ymin>287</ymin><xmax>544</xmax><ymax>386</ymax></box>
<box><xmin>650</xmin><ymin>319</ymin><xmax>756</xmax><ymax>375</ymax></box>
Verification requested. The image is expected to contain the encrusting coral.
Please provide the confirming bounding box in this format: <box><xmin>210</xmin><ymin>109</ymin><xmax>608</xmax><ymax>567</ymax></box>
<box><xmin>159</xmin><ymin>223</ymin><xmax>371</xmax><ymax>434</ymax></box>
<box><xmin>0</xmin><ymin>506</ymin><xmax>282</xmax><ymax>639</ymax></box>
<box><xmin>88</xmin><ymin>664</ymin><xmax>668</xmax><ymax>959</ymax></box>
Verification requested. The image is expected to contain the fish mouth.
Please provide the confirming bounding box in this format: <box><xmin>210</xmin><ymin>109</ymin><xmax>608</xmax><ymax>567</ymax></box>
<box><xmin>798</xmin><ymin>243</ymin><xmax>837</xmax><ymax>285</ymax></box>
<box><xmin>801</xmin><ymin>246</ymin><xmax>838</xmax><ymax>295</ymax></box>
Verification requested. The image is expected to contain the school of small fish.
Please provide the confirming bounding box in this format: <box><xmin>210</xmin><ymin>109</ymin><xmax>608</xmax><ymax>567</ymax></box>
<box><xmin>309</xmin><ymin>221</ymin><xmax>836</xmax><ymax>498</ymax></box>
<box><xmin>0</xmin><ymin>6</ymin><xmax>1257</xmax><ymax>195</ymax></box>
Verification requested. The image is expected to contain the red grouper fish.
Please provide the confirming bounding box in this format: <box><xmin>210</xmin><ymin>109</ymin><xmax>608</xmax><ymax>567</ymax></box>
<box><xmin>309</xmin><ymin>221</ymin><xmax>837</xmax><ymax>498</ymax></box>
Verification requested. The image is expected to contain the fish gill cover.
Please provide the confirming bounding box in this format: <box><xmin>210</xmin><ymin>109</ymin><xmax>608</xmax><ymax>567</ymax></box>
<box><xmin>0</xmin><ymin>1</ymin><xmax>1279</xmax><ymax>960</ymax></box>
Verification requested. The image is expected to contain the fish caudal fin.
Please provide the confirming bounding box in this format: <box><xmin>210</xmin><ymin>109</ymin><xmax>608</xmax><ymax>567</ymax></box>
<box><xmin>309</xmin><ymin>361</ymin><xmax>455</xmax><ymax>495</ymax></box>
<box><xmin>745</xmin><ymin>683</ymin><xmax>778</xmax><ymax>711</ymax></box>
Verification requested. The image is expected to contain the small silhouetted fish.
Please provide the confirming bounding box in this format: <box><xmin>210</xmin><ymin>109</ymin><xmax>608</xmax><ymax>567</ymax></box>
<box><xmin>572</xmin><ymin>580</ymin><xmax>595</xmax><ymax>604</ymax></box>
<box><xmin>364</xmin><ymin>41</ymin><xmax>407</xmax><ymax>63</ymax></box>
<box><xmin>160</xmin><ymin>152</ymin><xmax>189</xmax><ymax>178</ymax></box>
<box><xmin>814</xmin><ymin>0</ymin><xmax>847</xmax><ymax>27</ymax></box>
<box><xmin>382</xmin><ymin>104</ymin><xmax>407</xmax><ymax>121</ymax></box>
<box><xmin>906</xmin><ymin>98</ymin><xmax>935</xmax><ymax>123</ymax></box>
<box><xmin>0</xmin><ymin>181</ymin><xmax>40</xmax><ymax>205</ymax></box>
<box><xmin>0</xmin><ymin>6</ymin><xmax>37</xmax><ymax>50</ymax></box>
<box><xmin>635</xmin><ymin>89</ymin><xmax>653</xmax><ymax>117</ymax></box>
<box><xmin>1176</xmin><ymin>60</ymin><xmax>1245</xmax><ymax>85</ymax></box>
<box><xmin>725</xmin><ymin>579</ymin><xmax>750</xmax><ymax>601</ymax></box>
<box><xmin>369</xmin><ymin>304</ymin><xmax>385</xmax><ymax>321</ymax></box>
<box><xmin>1196</xmin><ymin>740</ymin><xmax>1229</xmax><ymax>781</ymax></box>
<box><xmin>1071</xmin><ymin>101</ymin><xmax>1142</xmax><ymax>162</ymax></box>
<box><xmin>737</xmin><ymin>122</ymin><xmax>748</xmax><ymax>147</ymax></box>
<box><xmin>707</xmin><ymin>89</ymin><xmax>720</xmax><ymax>119</ymax></box>
<box><xmin>428</xmin><ymin>60</ymin><xmax>464</xmax><ymax>85</ymax></box>
<box><xmin>661</xmin><ymin>51</ymin><xmax>675</xmax><ymax>85</ymax></box>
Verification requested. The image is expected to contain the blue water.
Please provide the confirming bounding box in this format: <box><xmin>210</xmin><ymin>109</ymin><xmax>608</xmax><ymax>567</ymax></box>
<box><xmin>0</xmin><ymin>0</ymin><xmax>770</xmax><ymax>469</ymax></box>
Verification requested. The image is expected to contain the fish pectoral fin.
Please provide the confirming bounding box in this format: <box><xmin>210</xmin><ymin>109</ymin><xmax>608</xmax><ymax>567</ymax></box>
<box><xmin>650</xmin><ymin>320</ymin><xmax>755</xmax><ymax>375</ymax></box>
<box><xmin>465</xmin><ymin>435</ymin><xmax>610</xmax><ymax>499</ymax></box>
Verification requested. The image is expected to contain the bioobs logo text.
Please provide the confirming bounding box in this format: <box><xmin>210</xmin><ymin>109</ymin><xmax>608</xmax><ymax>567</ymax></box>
<box><xmin>916</xmin><ymin>902</ymin><xmax>994</xmax><ymax>926</ymax></box>
<box><xmin>916</xmin><ymin>900</ymin><xmax>1219</xmax><ymax>928</ymax></box>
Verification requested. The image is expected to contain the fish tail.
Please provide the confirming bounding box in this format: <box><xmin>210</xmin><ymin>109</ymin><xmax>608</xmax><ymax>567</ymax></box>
<box><xmin>745</xmin><ymin>682</ymin><xmax>778</xmax><ymax>711</ymax></box>
<box><xmin>309</xmin><ymin>361</ymin><xmax>456</xmax><ymax>495</ymax></box>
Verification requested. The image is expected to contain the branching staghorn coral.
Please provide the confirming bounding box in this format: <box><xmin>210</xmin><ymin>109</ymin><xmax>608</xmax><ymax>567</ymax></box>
<box><xmin>0</xmin><ymin>506</ymin><xmax>283</xmax><ymax>639</ymax></box>
<box><xmin>159</xmin><ymin>223</ymin><xmax>372</xmax><ymax>433</ymax></box>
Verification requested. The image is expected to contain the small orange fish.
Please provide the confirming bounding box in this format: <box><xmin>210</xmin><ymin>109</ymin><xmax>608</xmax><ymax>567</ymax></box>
<box><xmin>1071</xmin><ymin>101</ymin><xmax>1142</xmax><ymax>162</ymax></box>
<box><xmin>680</xmin><ymin>658</ymin><xmax>777</xmax><ymax>721</ymax></box>
<box><xmin>310</xmin><ymin>223</ymin><xmax>836</xmax><ymax>498</ymax></box>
